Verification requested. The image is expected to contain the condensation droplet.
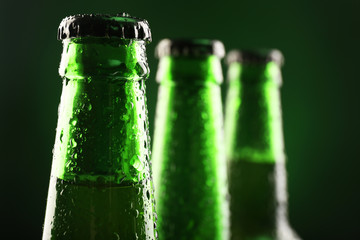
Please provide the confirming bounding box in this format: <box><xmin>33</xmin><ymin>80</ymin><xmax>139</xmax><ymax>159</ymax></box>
<box><xmin>65</xmin><ymin>161</ymin><xmax>71</xmax><ymax>168</ymax></box>
<box><xmin>201</xmin><ymin>112</ymin><xmax>208</xmax><ymax>120</ymax></box>
<box><xmin>121</xmin><ymin>114</ymin><xmax>130</xmax><ymax>121</ymax></box>
<box><xmin>126</xmin><ymin>102</ymin><xmax>134</xmax><ymax>110</ymax></box>
<box><xmin>71</xmin><ymin>138</ymin><xmax>77</xmax><ymax>148</ymax></box>
<box><xmin>60</xmin><ymin>130</ymin><xmax>64</xmax><ymax>143</ymax></box>
<box><xmin>71</xmin><ymin>119</ymin><xmax>77</xmax><ymax>126</ymax></box>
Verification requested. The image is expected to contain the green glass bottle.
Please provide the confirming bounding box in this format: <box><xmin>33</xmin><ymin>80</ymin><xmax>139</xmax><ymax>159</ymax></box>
<box><xmin>152</xmin><ymin>39</ymin><xmax>229</xmax><ymax>240</ymax></box>
<box><xmin>225</xmin><ymin>49</ymin><xmax>300</xmax><ymax>240</ymax></box>
<box><xmin>42</xmin><ymin>14</ymin><xmax>157</xmax><ymax>240</ymax></box>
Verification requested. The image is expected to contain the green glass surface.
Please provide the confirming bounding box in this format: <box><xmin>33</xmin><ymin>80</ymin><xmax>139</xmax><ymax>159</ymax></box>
<box><xmin>152</xmin><ymin>55</ymin><xmax>229</xmax><ymax>240</ymax></box>
<box><xmin>42</xmin><ymin>37</ymin><xmax>157</xmax><ymax>240</ymax></box>
<box><xmin>225</xmin><ymin>61</ymin><xmax>300</xmax><ymax>240</ymax></box>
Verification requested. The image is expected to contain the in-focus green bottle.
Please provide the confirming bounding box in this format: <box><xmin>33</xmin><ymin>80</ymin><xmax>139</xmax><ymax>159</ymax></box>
<box><xmin>152</xmin><ymin>39</ymin><xmax>229</xmax><ymax>240</ymax></box>
<box><xmin>42</xmin><ymin>14</ymin><xmax>157</xmax><ymax>240</ymax></box>
<box><xmin>225</xmin><ymin>49</ymin><xmax>300</xmax><ymax>240</ymax></box>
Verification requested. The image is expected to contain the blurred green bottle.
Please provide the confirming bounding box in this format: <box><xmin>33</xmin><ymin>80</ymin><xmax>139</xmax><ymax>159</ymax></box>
<box><xmin>225</xmin><ymin>49</ymin><xmax>300</xmax><ymax>240</ymax></box>
<box><xmin>42</xmin><ymin>14</ymin><xmax>157</xmax><ymax>240</ymax></box>
<box><xmin>152</xmin><ymin>39</ymin><xmax>230</xmax><ymax>240</ymax></box>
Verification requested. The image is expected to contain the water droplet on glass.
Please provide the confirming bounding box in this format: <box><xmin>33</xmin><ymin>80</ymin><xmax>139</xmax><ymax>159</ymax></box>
<box><xmin>71</xmin><ymin>119</ymin><xmax>77</xmax><ymax>126</ymax></box>
<box><xmin>71</xmin><ymin>138</ymin><xmax>77</xmax><ymax>148</ymax></box>
<box><xmin>65</xmin><ymin>160</ymin><xmax>71</xmax><ymax>168</ymax></box>
<box><xmin>126</xmin><ymin>102</ymin><xmax>134</xmax><ymax>110</ymax></box>
<box><xmin>121</xmin><ymin>114</ymin><xmax>130</xmax><ymax>121</ymax></box>
<box><xmin>65</xmin><ymin>78</ymin><xmax>70</xmax><ymax>85</ymax></box>
<box><xmin>131</xmin><ymin>155</ymin><xmax>144</xmax><ymax>172</ymax></box>
<box><xmin>73</xmin><ymin>175</ymin><xmax>80</xmax><ymax>183</ymax></box>
<box><xmin>201</xmin><ymin>112</ymin><xmax>208</xmax><ymax>119</ymax></box>
<box><xmin>60</xmin><ymin>130</ymin><xmax>64</xmax><ymax>143</ymax></box>
<box><xmin>171</xmin><ymin>112</ymin><xmax>178</xmax><ymax>120</ymax></box>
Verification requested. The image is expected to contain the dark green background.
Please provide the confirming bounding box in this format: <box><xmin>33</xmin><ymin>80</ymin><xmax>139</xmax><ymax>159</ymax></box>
<box><xmin>1</xmin><ymin>0</ymin><xmax>359</xmax><ymax>239</ymax></box>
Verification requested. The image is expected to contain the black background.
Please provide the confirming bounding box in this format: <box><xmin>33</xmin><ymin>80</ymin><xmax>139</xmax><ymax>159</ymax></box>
<box><xmin>1</xmin><ymin>0</ymin><xmax>359</xmax><ymax>239</ymax></box>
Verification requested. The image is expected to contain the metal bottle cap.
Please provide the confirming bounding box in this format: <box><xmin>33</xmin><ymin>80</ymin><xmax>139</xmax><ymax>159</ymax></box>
<box><xmin>226</xmin><ymin>49</ymin><xmax>284</xmax><ymax>66</ymax></box>
<box><xmin>57</xmin><ymin>13</ymin><xmax>152</xmax><ymax>42</ymax></box>
<box><xmin>155</xmin><ymin>39</ymin><xmax>225</xmax><ymax>58</ymax></box>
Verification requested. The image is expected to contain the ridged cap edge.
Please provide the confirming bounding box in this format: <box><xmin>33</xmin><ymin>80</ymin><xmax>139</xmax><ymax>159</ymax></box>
<box><xmin>226</xmin><ymin>49</ymin><xmax>284</xmax><ymax>66</ymax></box>
<box><xmin>57</xmin><ymin>13</ymin><xmax>152</xmax><ymax>42</ymax></box>
<box><xmin>155</xmin><ymin>38</ymin><xmax>225</xmax><ymax>58</ymax></box>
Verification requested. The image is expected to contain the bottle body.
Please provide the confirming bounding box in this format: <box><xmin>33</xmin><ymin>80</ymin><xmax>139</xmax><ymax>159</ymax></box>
<box><xmin>225</xmin><ymin>55</ymin><xmax>300</xmax><ymax>240</ymax></box>
<box><xmin>43</xmin><ymin>37</ymin><xmax>156</xmax><ymax>239</ymax></box>
<box><xmin>152</xmin><ymin>51</ymin><xmax>229</xmax><ymax>239</ymax></box>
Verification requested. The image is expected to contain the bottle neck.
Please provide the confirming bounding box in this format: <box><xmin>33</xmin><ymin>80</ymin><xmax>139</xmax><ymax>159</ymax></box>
<box><xmin>153</xmin><ymin>56</ymin><xmax>224</xmax><ymax>163</ymax></box>
<box><xmin>225</xmin><ymin>61</ymin><xmax>284</xmax><ymax>163</ymax></box>
<box><xmin>155</xmin><ymin>55</ymin><xmax>223</xmax><ymax>85</ymax></box>
<box><xmin>152</xmin><ymin>55</ymin><xmax>228</xmax><ymax>239</ymax></box>
<box><xmin>59</xmin><ymin>37</ymin><xmax>149</xmax><ymax>80</ymax></box>
<box><xmin>52</xmin><ymin>38</ymin><xmax>151</xmax><ymax>185</ymax></box>
<box><xmin>153</xmin><ymin>55</ymin><xmax>224</xmax><ymax>170</ymax></box>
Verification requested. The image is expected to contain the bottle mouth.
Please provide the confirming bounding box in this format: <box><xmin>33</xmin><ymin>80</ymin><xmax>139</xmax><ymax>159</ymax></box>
<box><xmin>57</xmin><ymin>13</ymin><xmax>152</xmax><ymax>42</ymax></box>
<box><xmin>155</xmin><ymin>38</ymin><xmax>225</xmax><ymax>59</ymax></box>
<box><xmin>226</xmin><ymin>49</ymin><xmax>284</xmax><ymax>67</ymax></box>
